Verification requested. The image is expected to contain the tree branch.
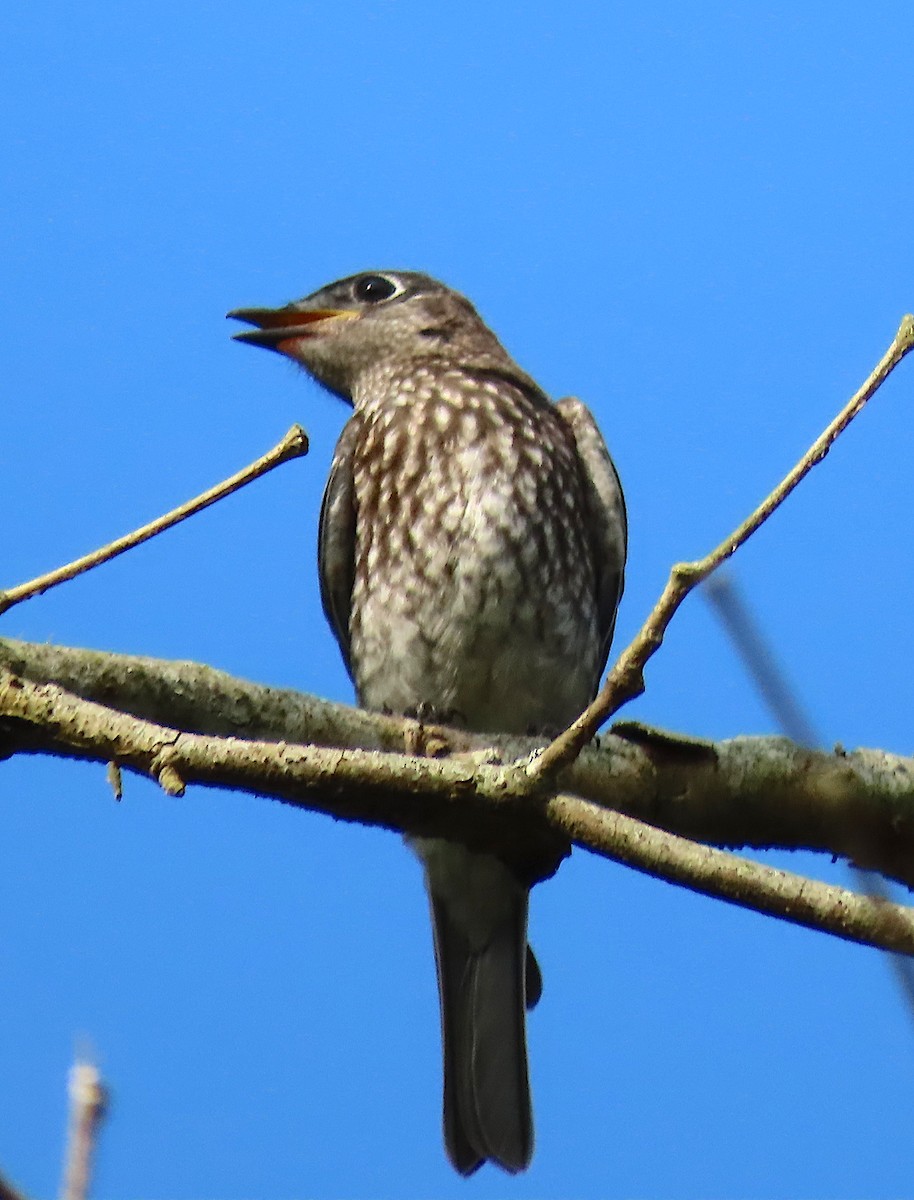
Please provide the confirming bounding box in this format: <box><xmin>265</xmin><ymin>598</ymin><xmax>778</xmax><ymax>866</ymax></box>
<box><xmin>549</xmin><ymin>792</ymin><xmax>914</xmax><ymax>955</ymax></box>
<box><xmin>0</xmin><ymin>425</ymin><xmax>308</xmax><ymax>617</ymax></box>
<box><xmin>60</xmin><ymin>1058</ymin><xmax>107</xmax><ymax>1200</ymax></box>
<box><xmin>530</xmin><ymin>313</ymin><xmax>914</xmax><ymax>781</ymax></box>
<box><xmin>2</xmin><ymin>321</ymin><xmax>913</xmax><ymax>978</ymax></box>
<box><xmin>3</xmin><ymin>638</ymin><xmax>913</xmax><ymax>884</ymax></box>
<box><xmin>3</xmin><ymin>648</ymin><xmax>914</xmax><ymax>954</ymax></box>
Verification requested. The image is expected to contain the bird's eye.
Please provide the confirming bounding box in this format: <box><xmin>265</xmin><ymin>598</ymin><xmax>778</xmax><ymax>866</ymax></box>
<box><xmin>353</xmin><ymin>274</ymin><xmax>399</xmax><ymax>303</ymax></box>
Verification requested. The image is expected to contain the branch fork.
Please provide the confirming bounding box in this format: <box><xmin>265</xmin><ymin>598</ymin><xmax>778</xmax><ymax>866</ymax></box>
<box><xmin>1</xmin><ymin>317</ymin><xmax>913</xmax><ymax>959</ymax></box>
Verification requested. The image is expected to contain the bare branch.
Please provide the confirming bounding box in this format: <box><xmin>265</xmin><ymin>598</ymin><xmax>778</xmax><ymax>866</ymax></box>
<box><xmin>530</xmin><ymin>313</ymin><xmax>914</xmax><ymax>781</ymax></box>
<box><xmin>60</xmin><ymin>1058</ymin><xmax>108</xmax><ymax>1200</ymax></box>
<box><xmin>3</xmin><ymin>657</ymin><xmax>914</xmax><ymax>954</ymax></box>
<box><xmin>4</xmin><ymin>637</ymin><xmax>914</xmax><ymax>884</ymax></box>
<box><xmin>2</xmin><ymin>316</ymin><xmax>913</xmax><ymax>971</ymax></box>
<box><xmin>550</xmin><ymin>792</ymin><xmax>914</xmax><ymax>955</ymax></box>
<box><xmin>0</xmin><ymin>425</ymin><xmax>309</xmax><ymax>617</ymax></box>
<box><xmin>0</xmin><ymin>636</ymin><xmax>402</xmax><ymax>748</ymax></box>
<box><xmin>0</xmin><ymin>664</ymin><xmax>567</xmax><ymax>881</ymax></box>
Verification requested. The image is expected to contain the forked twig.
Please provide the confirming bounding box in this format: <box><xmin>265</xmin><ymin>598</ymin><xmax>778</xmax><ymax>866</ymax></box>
<box><xmin>0</xmin><ymin>425</ymin><xmax>309</xmax><ymax>617</ymax></box>
<box><xmin>529</xmin><ymin>313</ymin><xmax>914</xmax><ymax>782</ymax></box>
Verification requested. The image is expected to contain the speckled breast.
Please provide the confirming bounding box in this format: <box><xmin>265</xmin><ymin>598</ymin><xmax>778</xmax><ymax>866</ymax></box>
<box><xmin>348</xmin><ymin>368</ymin><xmax>602</xmax><ymax>734</ymax></box>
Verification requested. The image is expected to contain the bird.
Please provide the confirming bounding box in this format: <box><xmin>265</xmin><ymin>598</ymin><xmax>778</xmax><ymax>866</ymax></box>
<box><xmin>228</xmin><ymin>271</ymin><xmax>627</xmax><ymax>1175</ymax></box>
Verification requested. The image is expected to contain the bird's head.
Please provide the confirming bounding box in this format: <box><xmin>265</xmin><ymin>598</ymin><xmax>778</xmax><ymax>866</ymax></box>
<box><xmin>228</xmin><ymin>270</ymin><xmax>510</xmax><ymax>402</ymax></box>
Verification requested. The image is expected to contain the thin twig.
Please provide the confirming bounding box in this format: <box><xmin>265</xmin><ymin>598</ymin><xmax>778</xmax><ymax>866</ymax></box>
<box><xmin>704</xmin><ymin>573</ymin><xmax>819</xmax><ymax>746</ymax></box>
<box><xmin>0</xmin><ymin>425</ymin><xmax>309</xmax><ymax>617</ymax></box>
<box><xmin>529</xmin><ymin>313</ymin><xmax>914</xmax><ymax>782</ymax></box>
<box><xmin>59</xmin><ymin>1058</ymin><xmax>108</xmax><ymax>1200</ymax></box>
<box><xmin>704</xmin><ymin>571</ymin><xmax>914</xmax><ymax>1019</ymax></box>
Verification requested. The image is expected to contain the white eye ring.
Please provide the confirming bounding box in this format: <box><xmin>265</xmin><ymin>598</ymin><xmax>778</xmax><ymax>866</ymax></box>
<box><xmin>352</xmin><ymin>274</ymin><xmax>403</xmax><ymax>304</ymax></box>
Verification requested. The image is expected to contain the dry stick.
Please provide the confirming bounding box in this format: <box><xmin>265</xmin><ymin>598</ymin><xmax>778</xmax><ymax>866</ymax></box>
<box><xmin>530</xmin><ymin>313</ymin><xmax>914</xmax><ymax>783</ymax></box>
<box><xmin>59</xmin><ymin>1059</ymin><xmax>108</xmax><ymax>1200</ymax></box>
<box><xmin>0</xmin><ymin>425</ymin><xmax>309</xmax><ymax>617</ymax></box>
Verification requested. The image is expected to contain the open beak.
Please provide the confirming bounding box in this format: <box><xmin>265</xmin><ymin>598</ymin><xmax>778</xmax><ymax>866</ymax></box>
<box><xmin>227</xmin><ymin>305</ymin><xmax>360</xmax><ymax>351</ymax></box>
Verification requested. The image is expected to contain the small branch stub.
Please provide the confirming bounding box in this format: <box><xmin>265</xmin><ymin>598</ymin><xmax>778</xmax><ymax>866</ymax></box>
<box><xmin>106</xmin><ymin>761</ymin><xmax>123</xmax><ymax>801</ymax></box>
<box><xmin>157</xmin><ymin>761</ymin><xmax>186</xmax><ymax>797</ymax></box>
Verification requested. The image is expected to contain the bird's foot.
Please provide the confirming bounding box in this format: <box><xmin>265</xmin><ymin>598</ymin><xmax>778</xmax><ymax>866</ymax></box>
<box><xmin>402</xmin><ymin>703</ymin><xmax>467</xmax><ymax>758</ymax></box>
<box><xmin>404</xmin><ymin>701</ymin><xmax>467</xmax><ymax>728</ymax></box>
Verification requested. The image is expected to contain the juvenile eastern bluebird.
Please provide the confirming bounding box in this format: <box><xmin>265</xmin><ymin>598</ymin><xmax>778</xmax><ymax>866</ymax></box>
<box><xmin>230</xmin><ymin>271</ymin><xmax>627</xmax><ymax>1174</ymax></box>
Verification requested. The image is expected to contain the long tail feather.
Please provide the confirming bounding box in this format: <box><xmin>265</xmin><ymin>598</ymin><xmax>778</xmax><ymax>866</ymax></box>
<box><xmin>431</xmin><ymin>891</ymin><xmax>533</xmax><ymax>1174</ymax></box>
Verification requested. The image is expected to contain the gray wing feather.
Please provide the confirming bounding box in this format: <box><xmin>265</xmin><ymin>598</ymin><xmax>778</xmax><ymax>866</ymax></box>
<box><xmin>556</xmin><ymin>396</ymin><xmax>628</xmax><ymax>679</ymax></box>
<box><xmin>318</xmin><ymin>415</ymin><xmax>361</xmax><ymax>678</ymax></box>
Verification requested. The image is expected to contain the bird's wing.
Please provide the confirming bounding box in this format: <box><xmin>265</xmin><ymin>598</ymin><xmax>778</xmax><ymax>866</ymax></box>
<box><xmin>318</xmin><ymin>414</ymin><xmax>361</xmax><ymax>678</ymax></box>
<box><xmin>556</xmin><ymin>396</ymin><xmax>628</xmax><ymax>679</ymax></box>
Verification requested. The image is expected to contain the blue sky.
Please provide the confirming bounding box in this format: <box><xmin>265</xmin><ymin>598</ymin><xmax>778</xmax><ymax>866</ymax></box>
<box><xmin>1</xmin><ymin>3</ymin><xmax>912</xmax><ymax>1196</ymax></box>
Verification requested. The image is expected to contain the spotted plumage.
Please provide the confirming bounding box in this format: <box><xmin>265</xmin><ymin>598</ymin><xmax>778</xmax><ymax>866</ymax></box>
<box><xmin>229</xmin><ymin>271</ymin><xmax>627</xmax><ymax>1175</ymax></box>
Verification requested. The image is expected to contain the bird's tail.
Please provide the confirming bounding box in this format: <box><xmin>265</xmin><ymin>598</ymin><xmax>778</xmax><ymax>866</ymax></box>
<box><xmin>429</xmin><ymin>887</ymin><xmax>536</xmax><ymax>1175</ymax></box>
